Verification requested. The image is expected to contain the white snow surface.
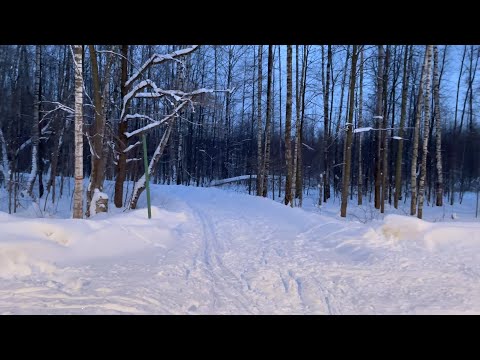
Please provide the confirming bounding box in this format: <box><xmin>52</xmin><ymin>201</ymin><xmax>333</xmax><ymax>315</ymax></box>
<box><xmin>1</xmin><ymin>184</ymin><xmax>480</xmax><ymax>314</ymax></box>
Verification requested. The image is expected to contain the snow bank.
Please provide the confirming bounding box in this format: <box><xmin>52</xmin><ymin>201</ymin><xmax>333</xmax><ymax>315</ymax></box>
<box><xmin>0</xmin><ymin>205</ymin><xmax>188</xmax><ymax>269</ymax></box>
<box><xmin>381</xmin><ymin>214</ymin><xmax>433</xmax><ymax>242</ymax></box>
<box><xmin>380</xmin><ymin>214</ymin><xmax>480</xmax><ymax>254</ymax></box>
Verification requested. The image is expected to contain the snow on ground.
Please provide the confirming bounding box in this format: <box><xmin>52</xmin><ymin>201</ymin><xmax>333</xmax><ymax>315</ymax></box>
<box><xmin>0</xmin><ymin>183</ymin><xmax>480</xmax><ymax>314</ymax></box>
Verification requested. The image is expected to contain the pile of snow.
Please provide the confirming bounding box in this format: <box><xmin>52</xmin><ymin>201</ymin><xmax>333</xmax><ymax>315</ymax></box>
<box><xmin>0</xmin><ymin>206</ymin><xmax>188</xmax><ymax>279</ymax></box>
<box><xmin>381</xmin><ymin>214</ymin><xmax>433</xmax><ymax>242</ymax></box>
<box><xmin>381</xmin><ymin>214</ymin><xmax>480</xmax><ymax>254</ymax></box>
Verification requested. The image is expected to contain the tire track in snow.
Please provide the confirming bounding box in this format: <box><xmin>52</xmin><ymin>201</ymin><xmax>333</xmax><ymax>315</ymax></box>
<box><xmin>186</xmin><ymin>203</ymin><xmax>256</xmax><ymax>314</ymax></box>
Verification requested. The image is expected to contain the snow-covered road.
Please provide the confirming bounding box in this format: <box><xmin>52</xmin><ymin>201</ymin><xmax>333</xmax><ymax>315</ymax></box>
<box><xmin>1</xmin><ymin>185</ymin><xmax>480</xmax><ymax>314</ymax></box>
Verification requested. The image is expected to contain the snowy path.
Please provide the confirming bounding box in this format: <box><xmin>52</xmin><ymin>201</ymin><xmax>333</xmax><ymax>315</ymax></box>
<box><xmin>1</xmin><ymin>185</ymin><xmax>480</xmax><ymax>314</ymax></box>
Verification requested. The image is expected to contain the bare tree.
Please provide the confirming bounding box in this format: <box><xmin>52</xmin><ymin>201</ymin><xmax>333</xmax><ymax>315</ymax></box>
<box><xmin>357</xmin><ymin>47</ymin><xmax>364</xmax><ymax>206</ymax></box>
<box><xmin>410</xmin><ymin>46</ymin><xmax>428</xmax><ymax>216</ymax></box>
<box><xmin>86</xmin><ymin>45</ymin><xmax>114</xmax><ymax>216</ymax></box>
<box><xmin>256</xmin><ymin>45</ymin><xmax>263</xmax><ymax>196</ymax></box>
<box><xmin>73</xmin><ymin>45</ymin><xmax>84</xmax><ymax>219</ymax></box>
<box><xmin>25</xmin><ymin>45</ymin><xmax>41</xmax><ymax>200</ymax></box>
<box><xmin>262</xmin><ymin>45</ymin><xmax>273</xmax><ymax>197</ymax></box>
<box><xmin>380</xmin><ymin>45</ymin><xmax>390</xmax><ymax>214</ymax></box>
<box><xmin>374</xmin><ymin>45</ymin><xmax>385</xmax><ymax>209</ymax></box>
<box><xmin>417</xmin><ymin>45</ymin><xmax>433</xmax><ymax>219</ymax></box>
<box><xmin>394</xmin><ymin>45</ymin><xmax>413</xmax><ymax>209</ymax></box>
<box><xmin>450</xmin><ymin>46</ymin><xmax>467</xmax><ymax>205</ymax></box>
<box><xmin>322</xmin><ymin>45</ymin><xmax>332</xmax><ymax>202</ymax></box>
<box><xmin>433</xmin><ymin>45</ymin><xmax>444</xmax><ymax>206</ymax></box>
<box><xmin>340</xmin><ymin>45</ymin><xmax>358</xmax><ymax>217</ymax></box>
<box><xmin>284</xmin><ymin>45</ymin><xmax>293</xmax><ymax>206</ymax></box>
<box><xmin>114</xmin><ymin>45</ymin><xmax>129</xmax><ymax>208</ymax></box>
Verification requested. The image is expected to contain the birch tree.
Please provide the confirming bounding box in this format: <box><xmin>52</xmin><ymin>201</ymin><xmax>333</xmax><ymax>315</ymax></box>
<box><xmin>262</xmin><ymin>45</ymin><xmax>273</xmax><ymax>197</ymax></box>
<box><xmin>417</xmin><ymin>45</ymin><xmax>433</xmax><ymax>219</ymax></box>
<box><xmin>284</xmin><ymin>45</ymin><xmax>293</xmax><ymax>206</ymax></box>
<box><xmin>433</xmin><ymin>45</ymin><xmax>444</xmax><ymax>207</ymax></box>
<box><xmin>73</xmin><ymin>45</ymin><xmax>84</xmax><ymax>219</ymax></box>
<box><xmin>410</xmin><ymin>46</ymin><xmax>428</xmax><ymax>216</ymax></box>
<box><xmin>374</xmin><ymin>45</ymin><xmax>384</xmax><ymax>209</ymax></box>
<box><xmin>256</xmin><ymin>45</ymin><xmax>263</xmax><ymax>196</ymax></box>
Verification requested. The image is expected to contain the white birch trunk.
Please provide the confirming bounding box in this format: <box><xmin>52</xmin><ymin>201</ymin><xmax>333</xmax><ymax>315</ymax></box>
<box><xmin>417</xmin><ymin>45</ymin><xmax>434</xmax><ymax>219</ymax></box>
<box><xmin>73</xmin><ymin>45</ymin><xmax>84</xmax><ymax>219</ymax></box>
<box><xmin>410</xmin><ymin>47</ymin><xmax>429</xmax><ymax>216</ymax></box>
<box><xmin>433</xmin><ymin>45</ymin><xmax>444</xmax><ymax>207</ymax></box>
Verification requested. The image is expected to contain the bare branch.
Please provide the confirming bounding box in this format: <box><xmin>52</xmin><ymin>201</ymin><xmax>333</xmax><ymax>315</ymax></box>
<box><xmin>125</xmin><ymin>45</ymin><xmax>199</xmax><ymax>89</ymax></box>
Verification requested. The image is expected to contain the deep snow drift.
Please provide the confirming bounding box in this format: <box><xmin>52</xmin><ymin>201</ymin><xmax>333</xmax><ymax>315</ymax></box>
<box><xmin>1</xmin><ymin>184</ymin><xmax>480</xmax><ymax>314</ymax></box>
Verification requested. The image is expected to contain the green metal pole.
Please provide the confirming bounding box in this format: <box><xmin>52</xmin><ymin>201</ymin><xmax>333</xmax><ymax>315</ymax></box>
<box><xmin>142</xmin><ymin>134</ymin><xmax>152</xmax><ymax>219</ymax></box>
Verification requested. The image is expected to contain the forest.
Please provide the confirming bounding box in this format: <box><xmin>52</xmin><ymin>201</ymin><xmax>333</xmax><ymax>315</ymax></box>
<box><xmin>0</xmin><ymin>45</ymin><xmax>478</xmax><ymax>219</ymax></box>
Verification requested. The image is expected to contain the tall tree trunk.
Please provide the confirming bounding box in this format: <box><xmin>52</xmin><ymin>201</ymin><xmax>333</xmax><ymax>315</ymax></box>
<box><xmin>114</xmin><ymin>45</ymin><xmax>129</xmax><ymax>208</ymax></box>
<box><xmin>340</xmin><ymin>46</ymin><xmax>358</xmax><ymax>217</ymax></box>
<box><xmin>278</xmin><ymin>45</ymin><xmax>283</xmax><ymax>199</ymax></box>
<box><xmin>334</xmin><ymin>46</ymin><xmax>350</xmax><ymax>199</ymax></box>
<box><xmin>322</xmin><ymin>45</ymin><xmax>332</xmax><ymax>202</ymax></box>
<box><xmin>284</xmin><ymin>45</ymin><xmax>293</xmax><ymax>206</ymax></box>
<box><xmin>256</xmin><ymin>45</ymin><xmax>263</xmax><ymax>196</ymax></box>
<box><xmin>26</xmin><ymin>45</ymin><xmax>41</xmax><ymax>200</ymax></box>
<box><xmin>86</xmin><ymin>45</ymin><xmax>107</xmax><ymax>216</ymax></box>
<box><xmin>46</xmin><ymin>46</ymin><xmax>70</xmax><ymax>205</ymax></box>
<box><xmin>394</xmin><ymin>45</ymin><xmax>412</xmax><ymax>209</ymax></box>
<box><xmin>417</xmin><ymin>45</ymin><xmax>433</xmax><ymax>219</ymax></box>
<box><xmin>293</xmin><ymin>45</ymin><xmax>301</xmax><ymax>203</ymax></box>
<box><xmin>374</xmin><ymin>45</ymin><xmax>385</xmax><ymax>209</ymax></box>
<box><xmin>450</xmin><ymin>46</ymin><xmax>467</xmax><ymax>205</ymax></box>
<box><xmin>433</xmin><ymin>45</ymin><xmax>444</xmax><ymax>207</ymax></box>
<box><xmin>357</xmin><ymin>47</ymin><xmax>364</xmax><ymax>205</ymax></box>
<box><xmin>296</xmin><ymin>46</ymin><xmax>308</xmax><ymax>206</ymax></box>
<box><xmin>410</xmin><ymin>46</ymin><xmax>429</xmax><ymax>216</ymax></box>
<box><xmin>73</xmin><ymin>45</ymin><xmax>84</xmax><ymax>219</ymax></box>
<box><xmin>380</xmin><ymin>46</ymin><xmax>390</xmax><ymax>213</ymax></box>
<box><xmin>262</xmin><ymin>45</ymin><xmax>274</xmax><ymax>197</ymax></box>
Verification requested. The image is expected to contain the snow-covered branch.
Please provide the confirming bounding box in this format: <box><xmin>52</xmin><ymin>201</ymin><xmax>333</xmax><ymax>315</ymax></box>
<box><xmin>123</xmin><ymin>141</ymin><xmax>141</xmax><ymax>153</ymax></box>
<box><xmin>15</xmin><ymin>119</ymin><xmax>53</xmax><ymax>156</ymax></box>
<box><xmin>125</xmin><ymin>45</ymin><xmax>199</xmax><ymax>89</ymax></box>
<box><xmin>209</xmin><ymin>175</ymin><xmax>257</xmax><ymax>186</ymax></box>
<box><xmin>120</xmin><ymin>81</ymin><xmax>221</xmax><ymax>122</ymax></box>
<box><xmin>125</xmin><ymin>114</ymin><xmax>158</xmax><ymax>123</ymax></box>
<box><xmin>85</xmin><ymin>132</ymin><xmax>100</xmax><ymax>160</ymax></box>
<box><xmin>124</xmin><ymin>88</ymin><xmax>220</xmax><ymax>138</ymax></box>
<box><xmin>353</xmin><ymin>126</ymin><xmax>413</xmax><ymax>134</ymax></box>
<box><xmin>124</xmin><ymin>101</ymin><xmax>189</xmax><ymax>138</ymax></box>
<box><xmin>302</xmin><ymin>143</ymin><xmax>315</xmax><ymax>151</ymax></box>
